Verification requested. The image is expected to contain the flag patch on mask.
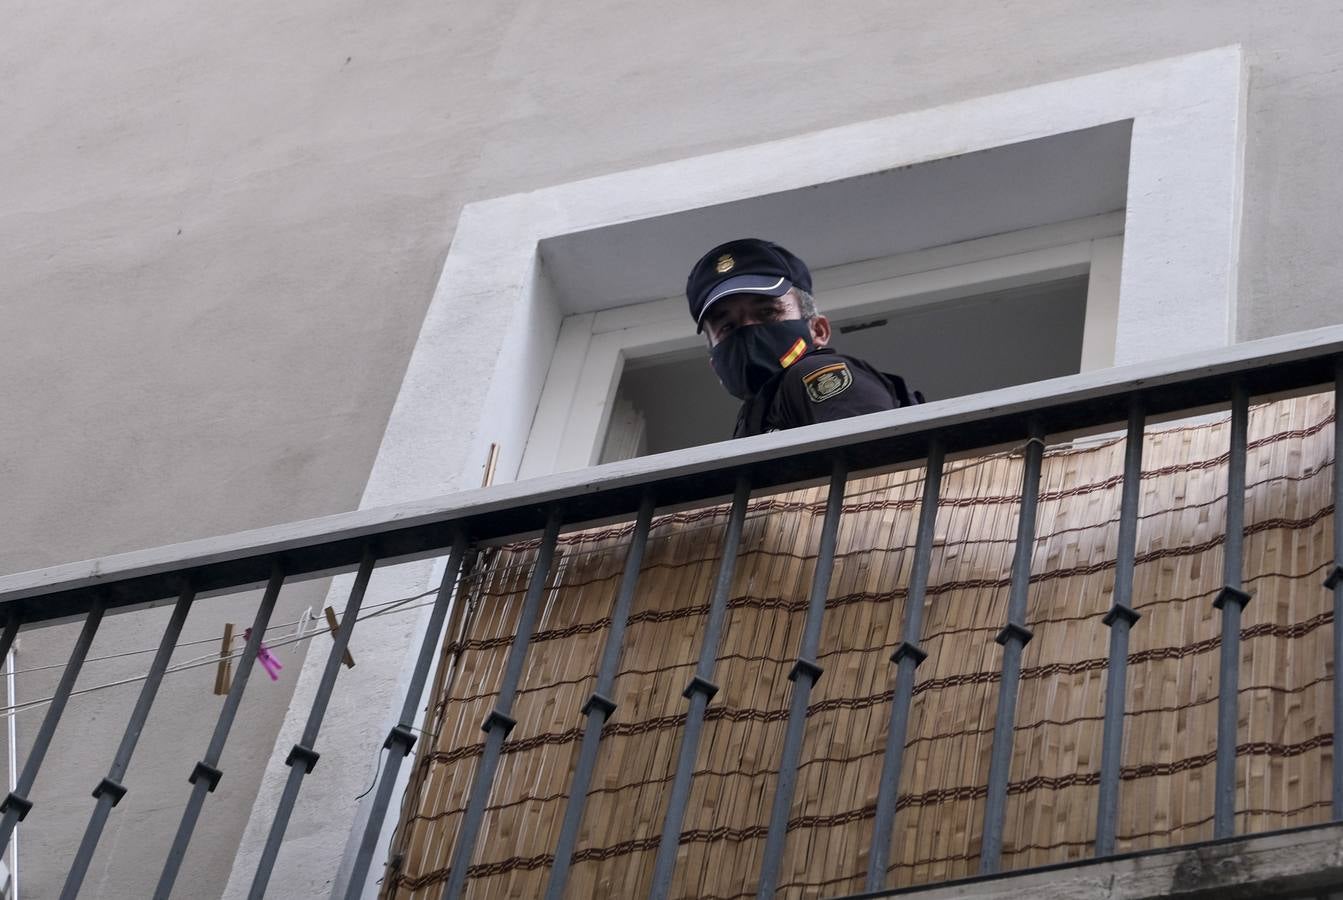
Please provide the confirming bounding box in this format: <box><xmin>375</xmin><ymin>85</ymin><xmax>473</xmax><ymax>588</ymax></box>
<box><xmin>802</xmin><ymin>363</ymin><xmax>852</xmax><ymax>403</ymax></box>
<box><xmin>778</xmin><ymin>338</ymin><xmax>807</xmax><ymax>369</ymax></box>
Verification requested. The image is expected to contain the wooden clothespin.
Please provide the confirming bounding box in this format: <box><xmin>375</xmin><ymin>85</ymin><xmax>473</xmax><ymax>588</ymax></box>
<box><xmin>324</xmin><ymin>606</ymin><xmax>356</xmax><ymax>668</ymax></box>
<box><xmin>213</xmin><ymin>623</ymin><xmax>234</xmax><ymax>695</ymax></box>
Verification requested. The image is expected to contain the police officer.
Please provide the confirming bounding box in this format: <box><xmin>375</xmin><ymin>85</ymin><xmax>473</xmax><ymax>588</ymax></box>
<box><xmin>686</xmin><ymin>238</ymin><xmax>921</xmax><ymax>437</ymax></box>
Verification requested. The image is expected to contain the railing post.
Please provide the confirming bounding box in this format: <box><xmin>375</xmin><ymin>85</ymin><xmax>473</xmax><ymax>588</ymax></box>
<box><xmin>441</xmin><ymin>508</ymin><xmax>563</xmax><ymax>900</ymax></box>
<box><xmin>0</xmin><ymin>595</ymin><xmax>106</xmax><ymax>857</ymax></box>
<box><xmin>649</xmin><ymin>473</ymin><xmax>752</xmax><ymax>900</ymax></box>
<box><xmin>155</xmin><ymin>562</ymin><xmax>285</xmax><ymax>900</ymax></box>
<box><xmin>249</xmin><ymin>547</ymin><xmax>378</xmax><ymax>898</ymax></box>
<box><xmin>0</xmin><ymin>616</ymin><xmax>15</xmax><ymax>899</ymax></box>
<box><xmin>63</xmin><ymin>582</ymin><xmax>197</xmax><ymax>899</ymax></box>
<box><xmin>1213</xmin><ymin>380</ymin><xmax>1252</xmax><ymax>839</ymax></box>
<box><xmin>543</xmin><ymin>492</ymin><xmax>656</xmax><ymax>900</ymax></box>
<box><xmin>342</xmin><ymin>531</ymin><xmax>469</xmax><ymax>899</ymax></box>
<box><xmin>980</xmin><ymin>419</ymin><xmax>1046</xmax><ymax>875</ymax></box>
<box><xmin>866</xmin><ymin>438</ymin><xmax>944</xmax><ymax>891</ymax></box>
<box><xmin>1094</xmin><ymin>399</ymin><xmax>1145</xmax><ymax>856</ymax></box>
<box><xmin>756</xmin><ymin>459</ymin><xmax>848</xmax><ymax>898</ymax></box>
<box><xmin>1330</xmin><ymin>358</ymin><xmax>1343</xmax><ymax>820</ymax></box>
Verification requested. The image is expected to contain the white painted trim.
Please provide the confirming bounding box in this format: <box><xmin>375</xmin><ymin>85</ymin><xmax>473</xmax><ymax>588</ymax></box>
<box><xmin>516</xmin><ymin>313</ymin><xmax>595</xmax><ymax>480</ymax></box>
<box><xmin>817</xmin><ymin>241</ymin><xmax>1092</xmax><ymax>330</ymax></box>
<box><xmin>811</xmin><ymin>212</ymin><xmax>1125</xmax><ymax>295</ymax></box>
<box><xmin>555</xmin><ymin>332</ymin><xmax>626</xmax><ymax>470</ymax></box>
<box><xmin>583</xmin><ymin>211</ymin><xmax>1124</xmax><ymax>339</ymax></box>
<box><xmin>1081</xmin><ymin>235</ymin><xmax>1125</xmax><ymax>370</ymax></box>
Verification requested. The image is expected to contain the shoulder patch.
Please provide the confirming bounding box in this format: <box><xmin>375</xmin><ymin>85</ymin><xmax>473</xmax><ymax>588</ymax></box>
<box><xmin>802</xmin><ymin>362</ymin><xmax>853</xmax><ymax>403</ymax></box>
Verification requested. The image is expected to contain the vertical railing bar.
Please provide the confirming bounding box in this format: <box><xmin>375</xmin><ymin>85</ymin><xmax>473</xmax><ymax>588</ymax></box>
<box><xmin>0</xmin><ymin>605</ymin><xmax>20</xmax><ymax>893</ymax></box>
<box><xmin>0</xmin><ymin>594</ymin><xmax>107</xmax><ymax>856</ymax></box>
<box><xmin>441</xmin><ymin>508</ymin><xmax>564</xmax><ymax>900</ymax></box>
<box><xmin>62</xmin><ymin>581</ymin><xmax>197</xmax><ymax>899</ymax></box>
<box><xmin>756</xmin><ymin>458</ymin><xmax>847</xmax><ymax>898</ymax></box>
<box><xmin>155</xmin><ymin>561</ymin><xmax>285</xmax><ymax>900</ymax></box>
<box><xmin>3</xmin><ymin>631</ymin><xmax>15</xmax><ymax>899</ymax></box>
<box><xmin>1094</xmin><ymin>399</ymin><xmax>1146</xmax><ymax>856</ymax></box>
<box><xmin>0</xmin><ymin>605</ymin><xmax>18</xmax><ymax>894</ymax></box>
<box><xmin>865</xmin><ymin>438</ymin><xmax>945</xmax><ymax>892</ymax></box>
<box><xmin>544</xmin><ymin>491</ymin><xmax>656</xmax><ymax>900</ymax></box>
<box><xmin>343</xmin><ymin>531</ymin><xmax>469</xmax><ymax>900</ymax></box>
<box><xmin>0</xmin><ymin>602</ymin><xmax>20</xmax><ymax>877</ymax></box>
<box><xmin>1213</xmin><ymin>379</ymin><xmax>1252</xmax><ymax>839</ymax></box>
<box><xmin>649</xmin><ymin>472</ymin><xmax>752</xmax><ymax>900</ymax></box>
<box><xmin>979</xmin><ymin>418</ymin><xmax>1046</xmax><ymax>875</ymax></box>
<box><xmin>249</xmin><ymin>547</ymin><xmax>378</xmax><ymax>899</ymax></box>
<box><xmin>0</xmin><ymin>619</ymin><xmax>19</xmax><ymax>672</ymax></box>
<box><xmin>1329</xmin><ymin>358</ymin><xmax>1343</xmax><ymax>819</ymax></box>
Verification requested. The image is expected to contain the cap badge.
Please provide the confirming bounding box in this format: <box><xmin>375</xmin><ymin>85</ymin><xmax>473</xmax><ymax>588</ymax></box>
<box><xmin>714</xmin><ymin>254</ymin><xmax>735</xmax><ymax>274</ymax></box>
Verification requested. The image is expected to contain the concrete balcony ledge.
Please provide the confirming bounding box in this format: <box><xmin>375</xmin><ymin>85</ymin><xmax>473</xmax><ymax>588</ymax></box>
<box><xmin>841</xmin><ymin>822</ymin><xmax>1343</xmax><ymax>900</ymax></box>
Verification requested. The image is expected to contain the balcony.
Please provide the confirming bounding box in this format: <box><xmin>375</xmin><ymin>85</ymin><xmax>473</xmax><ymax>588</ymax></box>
<box><xmin>4</xmin><ymin>325</ymin><xmax>1343</xmax><ymax>899</ymax></box>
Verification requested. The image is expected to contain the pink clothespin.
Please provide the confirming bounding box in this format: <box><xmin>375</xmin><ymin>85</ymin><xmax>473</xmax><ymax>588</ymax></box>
<box><xmin>244</xmin><ymin>627</ymin><xmax>284</xmax><ymax>681</ymax></box>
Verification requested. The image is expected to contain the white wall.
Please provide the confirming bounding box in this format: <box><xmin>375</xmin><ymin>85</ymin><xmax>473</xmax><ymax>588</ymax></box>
<box><xmin>4</xmin><ymin>3</ymin><xmax>1343</xmax><ymax>896</ymax></box>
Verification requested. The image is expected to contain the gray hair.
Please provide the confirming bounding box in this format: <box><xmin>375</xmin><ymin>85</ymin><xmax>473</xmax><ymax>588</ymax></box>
<box><xmin>790</xmin><ymin>287</ymin><xmax>820</xmax><ymax>319</ymax></box>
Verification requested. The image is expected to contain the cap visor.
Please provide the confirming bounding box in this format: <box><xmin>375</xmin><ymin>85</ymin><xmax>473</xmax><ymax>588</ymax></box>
<box><xmin>696</xmin><ymin>275</ymin><xmax>792</xmax><ymax>331</ymax></box>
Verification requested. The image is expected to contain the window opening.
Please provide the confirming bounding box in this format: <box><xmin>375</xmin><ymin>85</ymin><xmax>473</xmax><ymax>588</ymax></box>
<box><xmin>602</xmin><ymin>274</ymin><xmax>1089</xmax><ymax>461</ymax></box>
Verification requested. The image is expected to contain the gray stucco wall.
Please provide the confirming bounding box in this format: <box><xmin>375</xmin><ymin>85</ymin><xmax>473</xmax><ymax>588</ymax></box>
<box><xmin>3</xmin><ymin>2</ymin><xmax>1342</xmax><ymax>896</ymax></box>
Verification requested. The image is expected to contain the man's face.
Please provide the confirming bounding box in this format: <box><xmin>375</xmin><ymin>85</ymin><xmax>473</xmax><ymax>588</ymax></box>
<box><xmin>703</xmin><ymin>292</ymin><xmax>802</xmax><ymax>347</ymax></box>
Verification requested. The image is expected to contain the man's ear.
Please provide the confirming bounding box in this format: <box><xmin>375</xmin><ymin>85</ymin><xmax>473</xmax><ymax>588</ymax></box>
<box><xmin>808</xmin><ymin>315</ymin><xmax>832</xmax><ymax>347</ymax></box>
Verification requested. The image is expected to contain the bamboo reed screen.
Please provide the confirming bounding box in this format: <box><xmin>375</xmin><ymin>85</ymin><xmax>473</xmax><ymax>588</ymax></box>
<box><xmin>382</xmin><ymin>393</ymin><xmax>1336</xmax><ymax>899</ymax></box>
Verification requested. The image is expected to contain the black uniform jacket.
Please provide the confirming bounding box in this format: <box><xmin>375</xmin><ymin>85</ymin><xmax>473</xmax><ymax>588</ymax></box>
<box><xmin>733</xmin><ymin>347</ymin><xmax>921</xmax><ymax>438</ymax></box>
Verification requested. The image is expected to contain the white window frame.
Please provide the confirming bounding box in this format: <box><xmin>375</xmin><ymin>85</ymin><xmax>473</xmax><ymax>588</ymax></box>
<box><xmin>519</xmin><ymin>216</ymin><xmax>1125</xmax><ymax>476</ymax></box>
<box><xmin>392</xmin><ymin>45</ymin><xmax>1244</xmax><ymax>493</ymax></box>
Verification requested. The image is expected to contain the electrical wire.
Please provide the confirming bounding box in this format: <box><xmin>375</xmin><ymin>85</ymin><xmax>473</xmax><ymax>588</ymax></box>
<box><xmin>353</xmin><ymin>746</ymin><xmax>389</xmax><ymax>801</ymax></box>
<box><xmin>1</xmin><ymin>588</ymin><xmax>443</xmax><ymax>679</ymax></box>
<box><xmin>0</xmin><ymin>587</ymin><xmax>447</xmax><ymax>718</ymax></box>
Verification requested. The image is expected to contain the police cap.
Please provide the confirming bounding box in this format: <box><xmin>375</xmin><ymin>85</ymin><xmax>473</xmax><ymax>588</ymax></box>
<box><xmin>686</xmin><ymin>238</ymin><xmax>813</xmax><ymax>332</ymax></box>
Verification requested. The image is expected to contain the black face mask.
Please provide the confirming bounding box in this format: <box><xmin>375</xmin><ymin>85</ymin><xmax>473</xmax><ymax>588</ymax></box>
<box><xmin>710</xmin><ymin>319</ymin><xmax>815</xmax><ymax>401</ymax></box>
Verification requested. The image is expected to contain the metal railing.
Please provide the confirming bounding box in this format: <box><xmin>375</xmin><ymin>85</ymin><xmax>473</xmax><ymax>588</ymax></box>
<box><xmin>3</xmin><ymin>324</ymin><xmax>1343</xmax><ymax>898</ymax></box>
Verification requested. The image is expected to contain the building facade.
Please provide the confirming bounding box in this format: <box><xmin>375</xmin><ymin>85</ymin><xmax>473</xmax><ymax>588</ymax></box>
<box><xmin>4</xmin><ymin>2</ymin><xmax>1343</xmax><ymax>897</ymax></box>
